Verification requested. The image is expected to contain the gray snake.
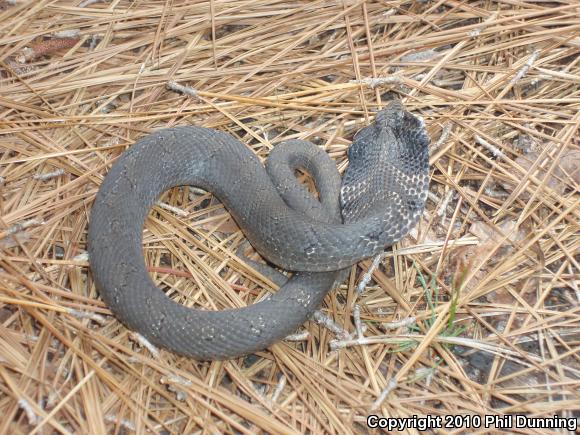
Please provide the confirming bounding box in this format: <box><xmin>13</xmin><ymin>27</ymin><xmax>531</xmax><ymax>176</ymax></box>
<box><xmin>88</xmin><ymin>101</ymin><xmax>430</xmax><ymax>360</ymax></box>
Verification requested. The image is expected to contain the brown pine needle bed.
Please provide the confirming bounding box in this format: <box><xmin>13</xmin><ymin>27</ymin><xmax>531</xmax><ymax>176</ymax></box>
<box><xmin>0</xmin><ymin>1</ymin><xmax>578</xmax><ymax>433</ymax></box>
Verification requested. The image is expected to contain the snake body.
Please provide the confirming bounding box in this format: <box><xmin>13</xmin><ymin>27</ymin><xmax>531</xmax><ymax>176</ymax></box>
<box><xmin>88</xmin><ymin>101</ymin><xmax>430</xmax><ymax>360</ymax></box>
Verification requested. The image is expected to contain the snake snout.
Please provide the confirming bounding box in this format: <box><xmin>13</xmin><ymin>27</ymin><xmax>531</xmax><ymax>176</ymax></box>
<box><xmin>383</xmin><ymin>108</ymin><xmax>430</xmax><ymax>177</ymax></box>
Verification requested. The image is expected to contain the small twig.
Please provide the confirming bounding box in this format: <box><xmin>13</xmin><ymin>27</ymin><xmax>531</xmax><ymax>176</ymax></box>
<box><xmin>67</xmin><ymin>308</ymin><xmax>107</xmax><ymax>325</ymax></box>
<box><xmin>353</xmin><ymin>305</ymin><xmax>364</xmax><ymax>339</ymax></box>
<box><xmin>357</xmin><ymin>253</ymin><xmax>385</xmax><ymax>294</ymax></box>
<box><xmin>270</xmin><ymin>375</ymin><xmax>286</xmax><ymax>404</ymax></box>
<box><xmin>436</xmin><ymin>190</ymin><xmax>455</xmax><ymax>218</ymax></box>
<box><xmin>129</xmin><ymin>332</ymin><xmax>160</xmax><ymax>358</ymax></box>
<box><xmin>413</xmin><ymin>366</ymin><xmax>437</xmax><ymax>405</ymax></box>
<box><xmin>33</xmin><ymin>169</ymin><xmax>65</xmax><ymax>181</ymax></box>
<box><xmin>78</xmin><ymin>0</ymin><xmax>105</xmax><ymax>7</ymax></box>
<box><xmin>370</xmin><ymin>378</ymin><xmax>398</xmax><ymax>410</ymax></box>
<box><xmin>330</xmin><ymin>335</ymin><xmax>374</xmax><ymax>351</ymax></box>
<box><xmin>0</xmin><ymin>218</ymin><xmax>44</xmax><ymax>239</ymax></box>
<box><xmin>400</xmin><ymin>49</ymin><xmax>439</xmax><ymax>63</ymax></box>
<box><xmin>349</xmin><ymin>76</ymin><xmax>402</xmax><ymax>88</ymax></box>
<box><xmin>510</xmin><ymin>49</ymin><xmax>541</xmax><ymax>85</ymax></box>
<box><xmin>73</xmin><ymin>252</ymin><xmax>89</xmax><ymax>262</ymax></box>
<box><xmin>88</xmin><ymin>34</ymin><xmax>100</xmax><ymax>51</ymax></box>
<box><xmin>156</xmin><ymin>201</ymin><xmax>189</xmax><ymax>217</ymax></box>
<box><xmin>431</xmin><ymin>122</ymin><xmax>451</xmax><ymax>152</ymax></box>
<box><xmin>467</xmin><ymin>12</ymin><xmax>498</xmax><ymax>37</ymax></box>
<box><xmin>105</xmin><ymin>415</ymin><xmax>136</xmax><ymax>431</ymax></box>
<box><xmin>167</xmin><ymin>81</ymin><xmax>199</xmax><ymax>99</ymax></box>
<box><xmin>382</xmin><ymin>8</ymin><xmax>397</xmax><ymax>18</ymax></box>
<box><xmin>382</xmin><ymin>317</ymin><xmax>416</xmax><ymax>331</ymax></box>
<box><xmin>160</xmin><ymin>374</ymin><xmax>193</xmax><ymax>387</ymax></box>
<box><xmin>53</xmin><ymin>29</ymin><xmax>80</xmax><ymax>39</ymax></box>
<box><xmin>18</xmin><ymin>398</ymin><xmax>38</xmax><ymax>426</ymax></box>
<box><xmin>475</xmin><ymin>135</ymin><xmax>508</xmax><ymax>161</ymax></box>
<box><xmin>484</xmin><ymin>185</ymin><xmax>508</xmax><ymax>199</ymax></box>
<box><xmin>427</xmin><ymin>191</ymin><xmax>440</xmax><ymax>204</ymax></box>
<box><xmin>160</xmin><ymin>374</ymin><xmax>192</xmax><ymax>402</ymax></box>
<box><xmin>312</xmin><ymin>311</ymin><xmax>351</xmax><ymax>340</ymax></box>
<box><xmin>284</xmin><ymin>331</ymin><xmax>310</xmax><ymax>341</ymax></box>
<box><xmin>189</xmin><ymin>187</ymin><xmax>209</xmax><ymax>196</ymax></box>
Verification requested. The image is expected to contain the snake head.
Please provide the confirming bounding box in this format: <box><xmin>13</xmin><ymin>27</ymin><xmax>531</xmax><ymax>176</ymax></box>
<box><xmin>353</xmin><ymin>101</ymin><xmax>430</xmax><ymax>175</ymax></box>
<box><xmin>341</xmin><ymin>101</ymin><xmax>430</xmax><ymax>224</ymax></box>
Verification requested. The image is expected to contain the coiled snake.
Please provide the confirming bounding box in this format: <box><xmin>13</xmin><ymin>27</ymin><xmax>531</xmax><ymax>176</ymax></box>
<box><xmin>88</xmin><ymin>101</ymin><xmax>430</xmax><ymax>360</ymax></box>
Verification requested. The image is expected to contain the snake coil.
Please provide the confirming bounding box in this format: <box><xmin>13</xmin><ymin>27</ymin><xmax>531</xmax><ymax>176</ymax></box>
<box><xmin>88</xmin><ymin>101</ymin><xmax>430</xmax><ymax>360</ymax></box>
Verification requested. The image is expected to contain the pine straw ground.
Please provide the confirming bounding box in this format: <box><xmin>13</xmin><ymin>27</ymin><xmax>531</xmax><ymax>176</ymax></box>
<box><xmin>0</xmin><ymin>0</ymin><xmax>579</xmax><ymax>433</ymax></box>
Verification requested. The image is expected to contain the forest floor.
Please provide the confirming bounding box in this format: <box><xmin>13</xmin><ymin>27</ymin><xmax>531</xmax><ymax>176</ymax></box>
<box><xmin>0</xmin><ymin>0</ymin><xmax>578</xmax><ymax>433</ymax></box>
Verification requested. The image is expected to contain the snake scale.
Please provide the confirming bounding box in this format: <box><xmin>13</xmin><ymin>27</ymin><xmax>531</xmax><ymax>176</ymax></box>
<box><xmin>88</xmin><ymin>101</ymin><xmax>430</xmax><ymax>360</ymax></box>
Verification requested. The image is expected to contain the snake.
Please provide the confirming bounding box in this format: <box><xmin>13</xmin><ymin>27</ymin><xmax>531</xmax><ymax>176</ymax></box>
<box><xmin>88</xmin><ymin>101</ymin><xmax>430</xmax><ymax>360</ymax></box>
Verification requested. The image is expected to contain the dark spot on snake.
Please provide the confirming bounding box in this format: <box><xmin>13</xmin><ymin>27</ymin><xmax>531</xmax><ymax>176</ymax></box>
<box><xmin>406</xmin><ymin>197</ymin><xmax>423</xmax><ymax>214</ymax></box>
